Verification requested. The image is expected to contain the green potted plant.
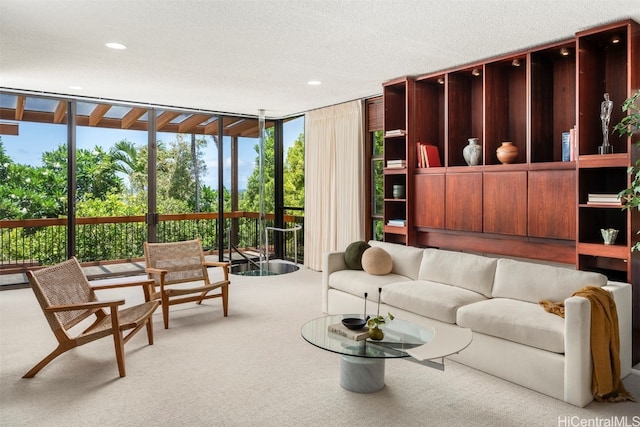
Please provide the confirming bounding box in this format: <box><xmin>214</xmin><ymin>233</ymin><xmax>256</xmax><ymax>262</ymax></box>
<box><xmin>614</xmin><ymin>90</ymin><xmax>640</xmax><ymax>251</ymax></box>
<box><xmin>367</xmin><ymin>312</ymin><xmax>394</xmax><ymax>340</ymax></box>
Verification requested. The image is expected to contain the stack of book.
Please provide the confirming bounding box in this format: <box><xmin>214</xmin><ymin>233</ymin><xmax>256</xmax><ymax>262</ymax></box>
<box><xmin>561</xmin><ymin>126</ymin><xmax>577</xmax><ymax>162</ymax></box>
<box><xmin>386</xmin><ymin>159</ymin><xmax>406</xmax><ymax>169</ymax></box>
<box><xmin>587</xmin><ymin>193</ymin><xmax>623</xmax><ymax>206</ymax></box>
<box><xmin>384</xmin><ymin>129</ymin><xmax>407</xmax><ymax>138</ymax></box>
<box><xmin>328</xmin><ymin>323</ymin><xmax>369</xmax><ymax>341</ymax></box>
<box><xmin>387</xmin><ymin>219</ymin><xmax>406</xmax><ymax>227</ymax></box>
<box><xmin>416</xmin><ymin>142</ymin><xmax>441</xmax><ymax>168</ymax></box>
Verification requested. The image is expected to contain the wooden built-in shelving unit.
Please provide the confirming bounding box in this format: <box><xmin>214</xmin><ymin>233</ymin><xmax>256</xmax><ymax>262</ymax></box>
<box><xmin>382</xmin><ymin>19</ymin><xmax>640</xmax><ymax>363</ymax></box>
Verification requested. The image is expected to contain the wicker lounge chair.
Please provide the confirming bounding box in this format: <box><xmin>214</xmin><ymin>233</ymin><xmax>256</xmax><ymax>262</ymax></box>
<box><xmin>143</xmin><ymin>239</ymin><xmax>230</xmax><ymax>329</ymax></box>
<box><xmin>24</xmin><ymin>257</ymin><xmax>159</xmax><ymax>378</ymax></box>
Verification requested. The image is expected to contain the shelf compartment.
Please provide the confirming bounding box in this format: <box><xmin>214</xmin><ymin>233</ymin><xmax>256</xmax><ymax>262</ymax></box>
<box><xmin>530</xmin><ymin>40</ymin><xmax>576</xmax><ymax>163</ymax></box>
<box><xmin>447</xmin><ymin>69</ymin><xmax>483</xmax><ymax>167</ymax></box>
<box><xmin>577</xmin><ymin>206</ymin><xmax>627</xmax><ymax>246</ymax></box>
<box><xmin>484</xmin><ymin>56</ymin><xmax>527</xmax><ymax>165</ymax></box>
<box><xmin>577</xmin><ymin>22</ymin><xmax>630</xmax><ymax>157</ymax></box>
<box><xmin>578</xmin><ymin>167</ymin><xmax>627</xmax><ymax>204</ymax></box>
<box><xmin>414</xmin><ymin>75</ymin><xmax>445</xmax><ymax>166</ymax></box>
<box><xmin>578</xmin><ymin>254</ymin><xmax>628</xmax><ymax>282</ymax></box>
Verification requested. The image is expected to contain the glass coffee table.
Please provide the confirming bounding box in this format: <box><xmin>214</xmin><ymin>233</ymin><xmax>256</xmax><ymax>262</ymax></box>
<box><xmin>301</xmin><ymin>314</ymin><xmax>472</xmax><ymax>393</ymax></box>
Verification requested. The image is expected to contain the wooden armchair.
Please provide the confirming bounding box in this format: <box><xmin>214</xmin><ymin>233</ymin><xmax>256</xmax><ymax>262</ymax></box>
<box><xmin>143</xmin><ymin>238</ymin><xmax>230</xmax><ymax>329</ymax></box>
<box><xmin>24</xmin><ymin>257</ymin><xmax>160</xmax><ymax>378</ymax></box>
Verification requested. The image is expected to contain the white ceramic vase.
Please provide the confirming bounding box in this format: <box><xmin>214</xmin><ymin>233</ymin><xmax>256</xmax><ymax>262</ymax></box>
<box><xmin>463</xmin><ymin>138</ymin><xmax>482</xmax><ymax>166</ymax></box>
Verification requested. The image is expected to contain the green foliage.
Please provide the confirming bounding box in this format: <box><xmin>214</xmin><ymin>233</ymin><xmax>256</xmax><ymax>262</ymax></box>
<box><xmin>367</xmin><ymin>312</ymin><xmax>395</xmax><ymax>329</ymax></box>
<box><xmin>1</xmin><ymin>124</ymin><xmax>305</xmax><ymax>264</ymax></box>
<box><xmin>240</xmin><ymin>128</ymin><xmax>276</xmax><ymax>213</ymax></box>
<box><xmin>283</xmin><ymin>134</ymin><xmax>305</xmax><ymax>208</ymax></box>
<box><xmin>614</xmin><ymin>90</ymin><xmax>640</xmax><ymax>251</ymax></box>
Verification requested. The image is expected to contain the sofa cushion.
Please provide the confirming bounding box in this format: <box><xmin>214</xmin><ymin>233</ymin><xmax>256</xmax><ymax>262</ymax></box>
<box><xmin>329</xmin><ymin>270</ymin><xmax>407</xmax><ymax>302</ymax></box>
<box><xmin>368</xmin><ymin>240</ymin><xmax>424</xmax><ymax>280</ymax></box>
<box><xmin>492</xmin><ymin>258</ymin><xmax>608</xmax><ymax>303</ymax></box>
<box><xmin>382</xmin><ymin>281</ymin><xmax>487</xmax><ymax>324</ymax></box>
<box><xmin>344</xmin><ymin>241</ymin><xmax>370</xmax><ymax>270</ymax></box>
<box><xmin>457</xmin><ymin>298</ymin><xmax>565</xmax><ymax>353</ymax></box>
<box><xmin>418</xmin><ymin>249</ymin><xmax>497</xmax><ymax>298</ymax></box>
<box><xmin>361</xmin><ymin>247</ymin><xmax>393</xmax><ymax>275</ymax></box>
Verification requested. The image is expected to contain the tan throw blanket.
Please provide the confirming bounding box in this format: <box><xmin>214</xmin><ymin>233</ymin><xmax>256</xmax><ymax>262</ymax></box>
<box><xmin>540</xmin><ymin>285</ymin><xmax>635</xmax><ymax>402</ymax></box>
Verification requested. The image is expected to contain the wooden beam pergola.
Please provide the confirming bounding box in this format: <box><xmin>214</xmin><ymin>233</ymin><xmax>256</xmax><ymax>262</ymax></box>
<box><xmin>89</xmin><ymin>103</ymin><xmax>111</xmax><ymax>126</ymax></box>
<box><xmin>15</xmin><ymin>96</ymin><xmax>26</xmax><ymax>121</ymax></box>
<box><xmin>53</xmin><ymin>101</ymin><xmax>67</xmax><ymax>124</ymax></box>
<box><xmin>177</xmin><ymin>114</ymin><xmax>211</xmax><ymax>133</ymax></box>
<box><xmin>121</xmin><ymin>107</ymin><xmax>147</xmax><ymax>129</ymax></box>
<box><xmin>156</xmin><ymin>111</ymin><xmax>181</xmax><ymax>130</ymax></box>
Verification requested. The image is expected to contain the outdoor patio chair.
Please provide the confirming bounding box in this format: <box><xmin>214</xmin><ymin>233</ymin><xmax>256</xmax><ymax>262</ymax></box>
<box><xmin>24</xmin><ymin>257</ymin><xmax>160</xmax><ymax>378</ymax></box>
<box><xmin>143</xmin><ymin>238</ymin><xmax>230</xmax><ymax>329</ymax></box>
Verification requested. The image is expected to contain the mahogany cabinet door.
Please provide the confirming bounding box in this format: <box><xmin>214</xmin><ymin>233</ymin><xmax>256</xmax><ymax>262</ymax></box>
<box><xmin>528</xmin><ymin>169</ymin><xmax>576</xmax><ymax>240</ymax></box>
<box><xmin>414</xmin><ymin>173</ymin><xmax>445</xmax><ymax>228</ymax></box>
<box><xmin>446</xmin><ymin>172</ymin><xmax>483</xmax><ymax>232</ymax></box>
<box><xmin>483</xmin><ymin>171</ymin><xmax>527</xmax><ymax>236</ymax></box>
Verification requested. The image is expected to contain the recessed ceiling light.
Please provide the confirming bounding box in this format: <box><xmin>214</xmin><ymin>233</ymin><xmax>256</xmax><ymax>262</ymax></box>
<box><xmin>105</xmin><ymin>42</ymin><xmax>127</xmax><ymax>50</ymax></box>
<box><xmin>307</xmin><ymin>80</ymin><xmax>322</xmax><ymax>86</ymax></box>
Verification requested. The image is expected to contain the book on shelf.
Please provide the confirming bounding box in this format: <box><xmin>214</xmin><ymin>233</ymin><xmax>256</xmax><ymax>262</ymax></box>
<box><xmin>386</xmin><ymin>159</ymin><xmax>407</xmax><ymax>169</ymax></box>
<box><xmin>416</xmin><ymin>142</ymin><xmax>441</xmax><ymax>168</ymax></box>
<box><xmin>384</xmin><ymin>129</ymin><xmax>407</xmax><ymax>137</ymax></box>
<box><xmin>387</xmin><ymin>219</ymin><xmax>406</xmax><ymax>227</ymax></box>
<box><xmin>587</xmin><ymin>193</ymin><xmax>623</xmax><ymax>205</ymax></box>
<box><xmin>562</xmin><ymin>131</ymin><xmax>571</xmax><ymax>162</ymax></box>
<box><xmin>561</xmin><ymin>127</ymin><xmax>577</xmax><ymax>162</ymax></box>
<box><xmin>328</xmin><ymin>322</ymin><xmax>369</xmax><ymax>341</ymax></box>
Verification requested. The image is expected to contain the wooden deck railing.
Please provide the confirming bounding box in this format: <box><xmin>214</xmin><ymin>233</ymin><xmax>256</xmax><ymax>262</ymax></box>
<box><xmin>0</xmin><ymin>211</ymin><xmax>304</xmax><ymax>274</ymax></box>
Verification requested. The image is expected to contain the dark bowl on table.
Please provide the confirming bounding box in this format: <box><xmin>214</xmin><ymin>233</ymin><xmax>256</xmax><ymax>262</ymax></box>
<box><xmin>342</xmin><ymin>317</ymin><xmax>367</xmax><ymax>330</ymax></box>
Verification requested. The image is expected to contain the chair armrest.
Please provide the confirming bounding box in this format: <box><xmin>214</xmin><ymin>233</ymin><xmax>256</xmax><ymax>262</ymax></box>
<box><xmin>202</xmin><ymin>261</ymin><xmax>230</xmax><ymax>269</ymax></box>
<box><xmin>145</xmin><ymin>267</ymin><xmax>168</xmax><ymax>277</ymax></box>
<box><xmin>44</xmin><ymin>299</ymin><xmax>125</xmax><ymax>313</ymax></box>
<box><xmin>90</xmin><ymin>278</ymin><xmax>155</xmax><ymax>291</ymax></box>
<box><xmin>203</xmin><ymin>261</ymin><xmax>230</xmax><ymax>282</ymax></box>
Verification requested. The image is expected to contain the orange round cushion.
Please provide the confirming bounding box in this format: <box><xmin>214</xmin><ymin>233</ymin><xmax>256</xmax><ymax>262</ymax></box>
<box><xmin>361</xmin><ymin>247</ymin><xmax>393</xmax><ymax>275</ymax></box>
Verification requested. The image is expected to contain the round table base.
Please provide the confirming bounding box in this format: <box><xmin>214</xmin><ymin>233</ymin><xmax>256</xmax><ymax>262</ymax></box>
<box><xmin>339</xmin><ymin>355</ymin><xmax>385</xmax><ymax>393</ymax></box>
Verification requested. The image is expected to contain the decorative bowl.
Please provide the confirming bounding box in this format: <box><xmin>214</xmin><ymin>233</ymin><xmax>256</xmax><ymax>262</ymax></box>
<box><xmin>342</xmin><ymin>318</ymin><xmax>367</xmax><ymax>330</ymax></box>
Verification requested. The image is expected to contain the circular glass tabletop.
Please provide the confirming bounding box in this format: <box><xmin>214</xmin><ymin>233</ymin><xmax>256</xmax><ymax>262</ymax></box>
<box><xmin>301</xmin><ymin>314</ymin><xmax>433</xmax><ymax>359</ymax></box>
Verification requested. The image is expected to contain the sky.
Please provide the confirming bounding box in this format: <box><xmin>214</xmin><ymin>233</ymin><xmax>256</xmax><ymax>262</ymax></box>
<box><xmin>1</xmin><ymin>116</ymin><xmax>304</xmax><ymax>191</ymax></box>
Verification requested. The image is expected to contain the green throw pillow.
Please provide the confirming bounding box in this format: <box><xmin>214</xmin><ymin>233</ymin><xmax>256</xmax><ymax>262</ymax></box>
<box><xmin>344</xmin><ymin>241</ymin><xmax>371</xmax><ymax>270</ymax></box>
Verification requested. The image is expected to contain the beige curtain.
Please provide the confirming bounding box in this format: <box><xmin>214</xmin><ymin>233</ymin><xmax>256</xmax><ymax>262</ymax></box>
<box><xmin>304</xmin><ymin>100</ymin><xmax>365</xmax><ymax>271</ymax></box>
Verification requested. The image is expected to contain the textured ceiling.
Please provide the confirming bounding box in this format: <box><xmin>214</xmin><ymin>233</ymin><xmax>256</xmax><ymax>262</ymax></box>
<box><xmin>1</xmin><ymin>0</ymin><xmax>640</xmax><ymax>118</ymax></box>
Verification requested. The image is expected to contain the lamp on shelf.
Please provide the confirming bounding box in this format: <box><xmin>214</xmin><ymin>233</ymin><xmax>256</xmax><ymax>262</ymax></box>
<box><xmin>472</xmin><ymin>68</ymin><xmax>481</xmax><ymax>77</ymax></box>
<box><xmin>560</xmin><ymin>47</ymin><xmax>571</xmax><ymax>56</ymax></box>
<box><xmin>511</xmin><ymin>58</ymin><xmax>521</xmax><ymax>67</ymax></box>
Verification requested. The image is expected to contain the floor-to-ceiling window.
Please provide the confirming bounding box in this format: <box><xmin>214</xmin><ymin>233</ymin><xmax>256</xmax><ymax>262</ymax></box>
<box><xmin>282</xmin><ymin>116</ymin><xmax>305</xmax><ymax>260</ymax></box>
<box><xmin>0</xmin><ymin>90</ymin><xmax>306</xmax><ymax>283</ymax></box>
<box><xmin>74</xmin><ymin>101</ymin><xmax>149</xmax><ymax>261</ymax></box>
<box><xmin>0</xmin><ymin>95</ymin><xmax>69</xmax><ymax>270</ymax></box>
<box><xmin>366</xmin><ymin>97</ymin><xmax>384</xmax><ymax>241</ymax></box>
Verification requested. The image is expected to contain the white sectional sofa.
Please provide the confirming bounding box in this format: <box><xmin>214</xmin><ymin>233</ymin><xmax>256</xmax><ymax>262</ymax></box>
<box><xmin>322</xmin><ymin>240</ymin><xmax>632</xmax><ymax>407</ymax></box>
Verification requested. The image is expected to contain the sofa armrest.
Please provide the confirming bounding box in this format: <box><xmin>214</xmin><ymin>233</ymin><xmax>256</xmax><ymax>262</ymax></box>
<box><xmin>563</xmin><ymin>280</ymin><xmax>632</xmax><ymax>407</ymax></box>
<box><xmin>564</xmin><ymin>295</ymin><xmax>592</xmax><ymax>407</ymax></box>
<box><xmin>603</xmin><ymin>281</ymin><xmax>632</xmax><ymax>376</ymax></box>
<box><xmin>322</xmin><ymin>251</ymin><xmax>347</xmax><ymax>313</ymax></box>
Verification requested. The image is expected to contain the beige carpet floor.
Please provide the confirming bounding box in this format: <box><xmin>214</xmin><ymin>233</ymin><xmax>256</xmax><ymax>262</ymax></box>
<box><xmin>1</xmin><ymin>266</ymin><xmax>638</xmax><ymax>426</ymax></box>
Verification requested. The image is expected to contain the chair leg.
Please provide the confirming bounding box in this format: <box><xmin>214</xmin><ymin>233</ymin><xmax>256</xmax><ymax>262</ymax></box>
<box><xmin>113</xmin><ymin>330</ymin><xmax>126</xmax><ymax>377</ymax></box>
<box><xmin>22</xmin><ymin>344</ymin><xmax>72</xmax><ymax>378</ymax></box>
<box><xmin>222</xmin><ymin>284</ymin><xmax>229</xmax><ymax>317</ymax></box>
<box><xmin>162</xmin><ymin>293</ymin><xmax>170</xmax><ymax>329</ymax></box>
<box><xmin>146</xmin><ymin>317</ymin><xmax>154</xmax><ymax>345</ymax></box>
